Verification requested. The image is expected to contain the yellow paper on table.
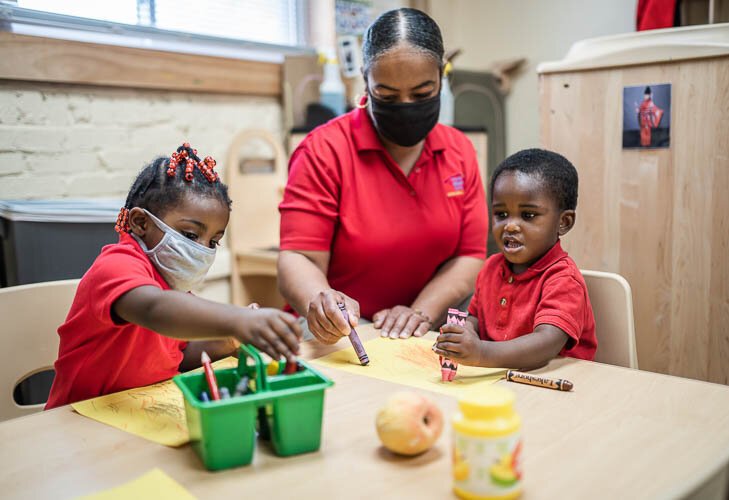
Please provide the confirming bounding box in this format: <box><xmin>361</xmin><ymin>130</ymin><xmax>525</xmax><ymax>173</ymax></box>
<box><xmin>312</xmin><ymin>333</ymin><xmax>506</xmax><ymax>399</ymax></box>
<box><xmin>79</xmin><ymin>468</ymin><xmax>195</xmax><ymax>500</ymax></box>
<box><xmin>72</xmin><ymin>357</ymin><xmax>237</xmax><ymax>447</ymax></box>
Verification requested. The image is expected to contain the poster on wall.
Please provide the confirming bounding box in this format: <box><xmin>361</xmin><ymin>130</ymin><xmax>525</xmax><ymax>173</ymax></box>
<box><xmin>622</xmin><ymin>83</ymin><xmax>671</xmax><ymax>149</ymax></box>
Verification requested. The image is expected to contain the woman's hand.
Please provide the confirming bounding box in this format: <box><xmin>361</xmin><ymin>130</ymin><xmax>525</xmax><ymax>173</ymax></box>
<box><xmin>373</xmin><ymin>305</ymin><xmax>432</xmax><ymax>339</ymax></box>
<box><xmin>306</xmin><ymin>289</ymin><xmax>360</xmax><ymax>345</ymax></box>
<box><xmin>432</xmin><ymin>322</ymin><xmax>485</xmax><ymax>366</ymax></box>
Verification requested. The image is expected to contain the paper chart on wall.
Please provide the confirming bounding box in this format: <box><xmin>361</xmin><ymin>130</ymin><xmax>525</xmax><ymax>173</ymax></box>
<box><xmin>312</xmin><ymin>325</ymin><xmax>506</xmax><ymax>399</ymax></box>
<box><xmin>71</xmin><ymin>357</ymin><xmax>237</xmax><ymax>447</ymax></box>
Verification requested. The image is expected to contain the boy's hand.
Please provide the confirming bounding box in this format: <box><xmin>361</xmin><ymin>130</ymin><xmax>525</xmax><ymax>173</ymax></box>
<box><xmin>432</xmin><ymin>322</ymin><xmax>484</xmax><ymax>366</ymax></box>
<box><xmin>235</xmin><ymin>308</ymin><xmax>302</xmax><ymax>362</ymax></box>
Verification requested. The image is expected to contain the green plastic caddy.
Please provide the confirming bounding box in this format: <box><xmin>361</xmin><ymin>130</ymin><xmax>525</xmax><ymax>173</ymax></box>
<box><xmin>174</xmin><ymin>345</ymin><xmax>334</xmax><ymax>470</ymax></box>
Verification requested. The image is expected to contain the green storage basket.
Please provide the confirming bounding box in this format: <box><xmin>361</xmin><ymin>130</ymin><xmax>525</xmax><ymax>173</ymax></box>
<box><xmin>174</xmin><ymin>345</ymin><xmax>334</xmax><ymax>471</ymax></box>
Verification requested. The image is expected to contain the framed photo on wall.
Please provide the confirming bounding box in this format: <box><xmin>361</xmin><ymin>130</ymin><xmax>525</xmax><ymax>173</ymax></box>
<box><xmin>623</xmin><ymin>83</ymin><xmax>671</xmax><ymax>149</ymax></box>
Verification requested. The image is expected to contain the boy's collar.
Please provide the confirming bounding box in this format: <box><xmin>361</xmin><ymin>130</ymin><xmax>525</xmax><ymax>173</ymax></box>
<box><xmin>499</xmin><ymin>240</ymin><xmax>568</xmax><ymax>282</ymax></box>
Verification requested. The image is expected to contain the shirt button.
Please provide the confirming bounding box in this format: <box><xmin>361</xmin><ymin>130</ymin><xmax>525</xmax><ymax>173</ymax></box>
<box><xmin>415</xmin><ymin>168</ymin><xmax>421</xmax><ymax>173</ymax></box>
<box><xmin>500</xmin><ymin>298</ymin><xmax>507</xmax><ymax>307</ymax></box>
<box><xmin>508</xmin><ymin>276</ymin><xmax>513</xmax><ymax>284</ymax></box>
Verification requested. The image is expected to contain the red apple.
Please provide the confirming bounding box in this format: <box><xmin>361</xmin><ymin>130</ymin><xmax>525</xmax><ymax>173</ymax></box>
<box><xmin>375</xmin><ymin>391</ymin><xmax>444</xmax><ymax>456</ymax></box>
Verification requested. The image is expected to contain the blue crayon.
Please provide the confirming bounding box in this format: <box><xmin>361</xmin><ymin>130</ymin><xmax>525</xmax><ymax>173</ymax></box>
<box><xmin>199</xmin><ymin>391</ymin><xmax>210</xmax><ymax>402</ymax></box>
<box><xmin>219</xmin><ymin>387</ymin><xmax>231</xmax><ymax>399</ymax></box>
<box><xmin>234</xmin><ymin>376</ymin><xmax>249</xmax><ymax>397</ymax></box>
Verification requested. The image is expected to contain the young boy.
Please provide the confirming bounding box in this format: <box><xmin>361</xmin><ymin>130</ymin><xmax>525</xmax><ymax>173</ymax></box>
<box><xmin>434</xmin><ymin>149</ymin><xmax>597</xmax><ymax>369</ymax></box>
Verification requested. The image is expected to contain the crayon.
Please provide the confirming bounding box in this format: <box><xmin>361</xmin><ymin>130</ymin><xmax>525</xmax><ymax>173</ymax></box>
<box><xmin>439</xmin><ymin>356</ymin><xmax>452</xmax><ymax>382</ymax></box>
<box><xmin>267</xmin><ymin>360</ymin><xmax>280</xmax><ymax>376</ymax></box>
<box><xmin>201</xmin><ymin>351</ymin><xmax>221</xmax><ymax>401</ymax></box>
<box><xmin>234</xmin><ymin>376</ymin><xmax>249</xmax><ymax>397</ymax></box>
<box><xmin>199</xmin><ymin>391</ymin><xmax>210</xmax><ymax>402</ymax></box>
<box><xmin>219</xmin><ymin>387</ymin><xmax>231</xmax><ymax>399</ymax></box>
<box><xmin>283</xmin><ymin>358</ymin><xmax>298</xmax><ymax>374</ymax></box>
<box><xmin>439</xmin><ymin>308</ymin><xmax>467</xmax><ymax>382</ymax></box>
<box><xmin>505</xmin><ymin>370</ymin><xmax>574</xmax><ymax>392</ymax></box>
<box><xmin>337</xmin><ymin>302</ymin><xmax>370</xmax><ymax>365</ymax></box>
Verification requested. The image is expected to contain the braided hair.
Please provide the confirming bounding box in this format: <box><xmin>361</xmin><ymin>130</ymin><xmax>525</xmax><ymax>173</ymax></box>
<box><xmin>361</xmin><ymin>8</ymin><xmax>444</xmax><ymax>76</ymax></box>
<box><xmin>115</xmin><ymin>142</ymin><xmax>232</xmax><ymax>233</ymax></box>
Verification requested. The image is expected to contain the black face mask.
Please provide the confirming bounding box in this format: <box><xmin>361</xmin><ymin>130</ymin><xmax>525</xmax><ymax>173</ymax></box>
<box><xmin>368</xmin><ymin>93</ymin><xmax>441</xmax><ymax>147</ymax></box>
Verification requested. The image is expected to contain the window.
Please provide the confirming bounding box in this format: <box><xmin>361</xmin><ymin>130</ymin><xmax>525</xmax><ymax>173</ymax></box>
<box><xmin>1</xmin><ymin>0</ymin><xmax>310</xmax><ymax>61</ymax></box>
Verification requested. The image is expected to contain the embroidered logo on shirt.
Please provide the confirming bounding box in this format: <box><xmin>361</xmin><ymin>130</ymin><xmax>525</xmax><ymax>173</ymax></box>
<box><xmin>445</xmin><ymin>174</ymin><xmax>465</xmax><ymax>197</ymax></box>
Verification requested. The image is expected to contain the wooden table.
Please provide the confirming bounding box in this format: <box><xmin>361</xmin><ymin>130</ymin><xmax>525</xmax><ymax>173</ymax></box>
<box><xmin>2</xmin><ymin>326</ymin><xmax>729</xmax><ymax>499</ymax></box>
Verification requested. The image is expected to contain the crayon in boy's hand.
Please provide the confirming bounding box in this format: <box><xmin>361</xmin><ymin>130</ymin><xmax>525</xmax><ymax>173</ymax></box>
<box><xmin>201</xmin><ymin>351</ymin><xmax>221</xmax><ymax>400</ymax></box>
<box><xmin>337</xmin><ymin>302</ymin><xmax>370</xmax><ymax>365</ymax></box>
<box><xmin>439</xmin><ymin>308</ymin><xmax>468</xmax><ymax>382</ymax></box>
<box><xmin>439</xmin><ymin>356</ymin><xmax>452</xmax><ymax>382</ymax></box>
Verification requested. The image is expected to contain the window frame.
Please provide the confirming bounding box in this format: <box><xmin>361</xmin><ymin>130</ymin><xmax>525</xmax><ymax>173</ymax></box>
<box><xmin>0</xmin><ymin>2</ymin><xmax>315</xmax><ymax>95</ymax></box>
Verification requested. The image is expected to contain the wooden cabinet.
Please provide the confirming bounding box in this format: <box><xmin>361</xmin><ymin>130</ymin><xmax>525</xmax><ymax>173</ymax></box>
<box><xmin>539</xmin><ymin>24</ymin><xmax>729</xmax><ymax>383</ymax></box>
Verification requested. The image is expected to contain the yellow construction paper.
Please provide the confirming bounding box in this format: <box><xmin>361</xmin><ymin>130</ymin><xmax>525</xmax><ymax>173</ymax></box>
<box><xmin>72</xmin><ymin>357</ymin><xmax>237</xmax><ymax>447</ymax></box>
<box><xmin>312</xmin><ymin>329</ymin><xmax>506</xmax><ymax>399</ymax></box>
<box><xmin>79</xmin><ymin>468</ymin><xmax>195</xmax><ymax>500</ymax></box>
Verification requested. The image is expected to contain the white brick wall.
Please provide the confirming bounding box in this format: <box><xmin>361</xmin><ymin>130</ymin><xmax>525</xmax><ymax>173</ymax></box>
<box><xmin>0</xmin><ymin>80</ymin><xmax>284</xmax><ymax>303</ymax></box>
<box><xmin>0</xmin><ymin>81</ymin><xmax>282</xmax><ymax>199</ymax></box>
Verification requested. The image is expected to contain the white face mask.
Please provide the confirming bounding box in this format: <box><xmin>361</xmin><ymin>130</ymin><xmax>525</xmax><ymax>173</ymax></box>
<box><xmin>132</xmin><ymin>209</ymin><xmax>216</xmax><ymax>291</ymax></box>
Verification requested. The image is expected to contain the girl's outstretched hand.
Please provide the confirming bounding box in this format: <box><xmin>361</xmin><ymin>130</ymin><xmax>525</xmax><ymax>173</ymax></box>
<box><xmin>234</xmin><ymin>307</ymin><xmax>302</xmax><ymax>362</ymax></box>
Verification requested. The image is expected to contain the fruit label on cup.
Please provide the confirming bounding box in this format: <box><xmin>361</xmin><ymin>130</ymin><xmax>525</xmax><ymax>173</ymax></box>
<box><xmin>453</xmin><ymin>432</ymin><xmax>522</xmax><ymax>498</ymax></box>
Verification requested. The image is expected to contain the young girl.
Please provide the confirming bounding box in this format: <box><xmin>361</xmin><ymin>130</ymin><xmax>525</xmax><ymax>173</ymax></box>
<box><xmin>46</xmin><ymin>143</ymin><xmax>301</xmax><ymax>409</ymax></box>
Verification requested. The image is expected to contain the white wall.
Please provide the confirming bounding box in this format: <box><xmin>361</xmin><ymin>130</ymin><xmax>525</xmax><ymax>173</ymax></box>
<box><xmin>0</xmin><ymin>81</ymin><xmax>280</xmax><ymax>199</ymax></box>
<box><xmin>430</xmin><ymin>0</ymin><xmax>636</xmax><ymax>155</ymax></box>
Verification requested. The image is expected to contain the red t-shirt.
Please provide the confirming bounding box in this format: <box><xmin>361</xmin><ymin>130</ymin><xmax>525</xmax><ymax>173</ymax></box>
<box><xmin>468</xmin><ymin>241</ymin><xmax>597</xmax><ymax>360</ymax></box>
<box><xmin>46</xmin><ymin>232</ymin><xmax>187</xmax><ymax>409</ymax></box>
<box><xmin>279</xmin><ymin>107</ymin><xmax>488</xmax><ymax>319</ymax></box>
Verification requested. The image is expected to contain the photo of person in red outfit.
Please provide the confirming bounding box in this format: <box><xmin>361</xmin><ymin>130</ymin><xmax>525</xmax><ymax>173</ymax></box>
<box><xmin>638</xmin><ymin>86</ymin><xmax>664</xmax><ymax>146</ymax></box>
<box><xmin>623</xmin><ymin>83</ymin><xmax>671</xmax><ymax>149</ymax></box>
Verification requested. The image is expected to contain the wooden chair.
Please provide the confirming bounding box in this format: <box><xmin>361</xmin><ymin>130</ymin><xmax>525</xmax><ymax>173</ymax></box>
<box><xmin>225</xmin><ymin>130</ymin><xmax>287</xmax><ymax>308</ymax></box>
<box><xmin>581</xmin><ymin>270</ymin><xmax>639</xmax><ymax>369</ymax></box>
<box><xmin>0</xmin><ymin>279</ymin><xmax>79</xmax><ymax>421</ymax></box>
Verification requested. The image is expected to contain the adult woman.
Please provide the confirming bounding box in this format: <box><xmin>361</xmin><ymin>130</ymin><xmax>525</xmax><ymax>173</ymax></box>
<box><xmin>278</xmin><ymin>8</ymin><xmax>487</xmax><ymax>344</ymax></box>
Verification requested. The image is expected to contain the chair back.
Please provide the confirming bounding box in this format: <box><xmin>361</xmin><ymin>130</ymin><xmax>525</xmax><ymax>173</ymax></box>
<box><xmin>581</xmin><ymin>270</ymin><xmax>639</xmax><ymax>369</ymax></box>
<box><xmin>225</xmin><ymin>130</ymin><xmax>287</xmax><ymax>306</ymax></box>
<box><xmin>225</xmin><ymin>129</ymin><xmax>287</xmax><ymax>252</ymax></box>
<box><xmin>0</xmin><ymin>279</ymin><xmax>79</xmax><ymax>421</ymax></box>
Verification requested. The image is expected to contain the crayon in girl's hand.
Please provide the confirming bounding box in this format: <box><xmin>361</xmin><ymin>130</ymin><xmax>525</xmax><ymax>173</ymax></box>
<box><xmin>337</xmin><ymin>302</ymin><xmax>370</xmax><ymax>366</ymax></box>
<box><xmin>201</xmin><ymin>351</ymin><xmax>221</xmax><ymax>400</ymax></box>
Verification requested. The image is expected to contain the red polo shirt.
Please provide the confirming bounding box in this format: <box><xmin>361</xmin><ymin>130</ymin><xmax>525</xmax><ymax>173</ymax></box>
<box><xmin>280</xmin><ymin>107</ymin><xmax>488</xmax><ymax>319</ymax></box>
<box><xmin>468</xmin><ymin>241</ymin><xmax>597</xmax><ymax>360</ymax></box>
<box><xmin>46</xmin><ymin>232</ymin><xmax>187</xmax><ymax>409</ymax></box>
